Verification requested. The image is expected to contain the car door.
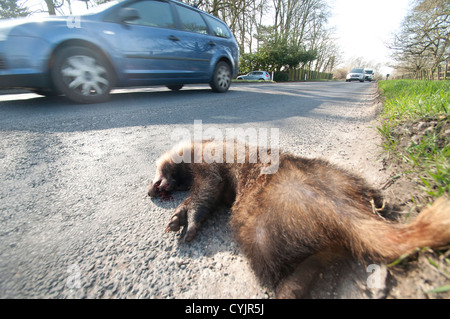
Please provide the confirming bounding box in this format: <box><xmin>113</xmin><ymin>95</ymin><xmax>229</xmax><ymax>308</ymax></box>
<box><xmin>114</xmin><ymin>0</ymin><xmax>188</xmax><ymax>83</ymax></box>
<box><xmin>171</xmin><ymin>3</ymin><xmax>216</xmax><ymax>80</ymax></box>
<box><xmin>249</xmin><ymin>72</ymin><xmax>259</xmax><ymax>80</ymax></box>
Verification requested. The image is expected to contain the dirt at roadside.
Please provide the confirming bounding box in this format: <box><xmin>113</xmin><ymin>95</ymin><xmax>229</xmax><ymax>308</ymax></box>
<box><xmin>376</xmin><ymin>118</ymin><xmax>450</xmax><ymax>299</ymax></box>
<box><xmin>327</xmin><ymin>93</ymin><xmax>450</xmax><ymax>299</ymax></box>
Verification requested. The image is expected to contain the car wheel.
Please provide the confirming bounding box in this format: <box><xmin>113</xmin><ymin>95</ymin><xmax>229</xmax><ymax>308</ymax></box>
<box><xmin>210</xmin><ymin>61</ymin><xmax>231</xmax><ymax>93</ymax></box>
<box><xmin>52</xmin><ymin>46</ymin><xmax>113</xmax><ymax>104</ymax></box>
<box><xmin>167</xmin><ymin>85</ymin><xmax>183</xmax><ymax>91</ymax></box>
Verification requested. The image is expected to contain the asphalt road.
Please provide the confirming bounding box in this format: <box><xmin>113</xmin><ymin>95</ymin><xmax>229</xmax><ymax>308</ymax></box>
<box><xmin>0</xmin><ymin>81</ymin><xmax>380</xmax><ymax>298</ymax></box>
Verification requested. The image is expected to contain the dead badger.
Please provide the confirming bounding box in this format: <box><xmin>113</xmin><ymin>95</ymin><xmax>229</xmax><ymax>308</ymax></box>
<box><xmin>148</xmin><ymin>139</ymin><xmax>450</xmax><ymax>298</ymax></box>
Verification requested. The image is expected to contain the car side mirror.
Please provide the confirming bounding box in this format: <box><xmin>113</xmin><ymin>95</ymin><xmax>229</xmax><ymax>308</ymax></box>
<box><xmin>117</xmin><ymin>8</ymin><xmax>140</xmax><ymax>23</ymax></box>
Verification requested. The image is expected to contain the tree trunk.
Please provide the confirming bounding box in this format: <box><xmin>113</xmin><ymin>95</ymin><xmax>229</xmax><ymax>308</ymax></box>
<box><xmin>45</xmin><ymin>0</ymin><xmax>56</xmax><ymax>15</ymax></box>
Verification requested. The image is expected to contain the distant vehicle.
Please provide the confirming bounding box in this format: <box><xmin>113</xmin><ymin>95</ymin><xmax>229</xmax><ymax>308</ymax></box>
<box><xmin>346</xmin><ymin>68</ymin><xmax>365</xmax><ymax>82</ymax></box>
<box><xmin>237</xmin><ymin>71</ymin><xmax>271</xmax><ymax>81</ymax></box>
<box><xmin>364</xmin><ymin>69</ymin><xmax>375</xmax><ymax>81</ymax></box>
<box><xmin>0</xmin><ymin>0</ymin><xmax>239</xmax><ymax>103</ymax></box>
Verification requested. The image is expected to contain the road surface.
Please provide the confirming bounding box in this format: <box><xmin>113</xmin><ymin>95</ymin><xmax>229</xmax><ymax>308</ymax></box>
<box><xmin>0</xmin><ymin>82</ymin><xmax>383</xmax><ymax>298</ymax></box>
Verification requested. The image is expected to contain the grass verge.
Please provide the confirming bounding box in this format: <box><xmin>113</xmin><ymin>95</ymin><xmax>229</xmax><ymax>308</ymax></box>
<box><xmin>377</xmin><ymin>80</ymin><xmax>449</xmax><ymax>199</ymax></box>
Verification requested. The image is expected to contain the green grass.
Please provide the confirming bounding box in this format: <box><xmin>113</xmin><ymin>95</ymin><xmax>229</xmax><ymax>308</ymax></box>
<box><xmin>377</xmin><ymin>80</ymin><xmax>450</xmax><ymax>198</ymax></box>
<box><xmin>378</xmin><ymin>80</ymin><xmax>449</xmax><ymax>121</ymax></box>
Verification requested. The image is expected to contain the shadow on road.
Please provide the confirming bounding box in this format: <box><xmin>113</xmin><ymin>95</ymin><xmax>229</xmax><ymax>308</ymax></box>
<box><xmin>0</xmin><ymin>82</ymin><xmax>378</xmax><ymax>133</ymax></box>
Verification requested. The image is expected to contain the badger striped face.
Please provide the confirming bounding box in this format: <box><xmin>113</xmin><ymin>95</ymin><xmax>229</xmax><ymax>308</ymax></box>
<box><xmin>148</xmin><ymin>154</ymin><xmax>176</xmax><ymax>198</ymax></box>
<box><xmin>148</xmin><ymin>143</ymin><xmax>193</xmax><ymax>199</ymax></box>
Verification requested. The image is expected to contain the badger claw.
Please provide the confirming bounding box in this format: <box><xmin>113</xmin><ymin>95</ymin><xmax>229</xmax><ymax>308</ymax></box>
<box><xmin>181</xmin><ymin>225</ymin><xmax>198</xmax><ymax>242</ymax></box>
<box><xmin>164</xmin><ymin>203</ymin><xmax>188</xmax><ymax>233</ymax></box>
<box><xmin>165</xmin><ymin>215</ymin><xmax>181</xmax><ymax>232</ymax></box>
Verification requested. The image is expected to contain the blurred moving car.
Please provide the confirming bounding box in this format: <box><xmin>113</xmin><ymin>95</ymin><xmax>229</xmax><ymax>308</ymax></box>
<box><xmin>0</xmin><ymin>0</ymin><xmax>239</xmax><ymax>103</ymax></box>
<box><xmin>237</xmin><ymin>71</ymin><xmax>271</xmax><ymax>81</ymax></box>
<box><xmin>345</xmin><ymin>68</ymin><xmax>365</xmax><ymax>82</ymax></box>
<box><xmin>364</xmin><ymin>69</ymin><xmax>375</xmax><ymax>82</ymax></box>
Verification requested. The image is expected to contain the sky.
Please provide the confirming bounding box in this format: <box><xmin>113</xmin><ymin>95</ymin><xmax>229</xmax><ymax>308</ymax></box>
<box><xmin>328</xmin><ymin>0</ymin><xmax>411</xmax><ymax>74</ymax></box>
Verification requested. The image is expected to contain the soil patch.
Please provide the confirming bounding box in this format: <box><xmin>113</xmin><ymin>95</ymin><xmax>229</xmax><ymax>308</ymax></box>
<box><xmin>377</xmin><ymin>117</ymin><xmax>450</xmax><ymax>299</ymax></box>
<box><xmin>318</xmin><ymin>93</ymin><xmax>450</xmax><ymax>299</ymax></box>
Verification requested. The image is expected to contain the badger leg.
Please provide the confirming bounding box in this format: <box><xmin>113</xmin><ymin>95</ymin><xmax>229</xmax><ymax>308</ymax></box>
<box><xmin>276</xmin><ymin>249</ymin><xmax>344</xmax><ymax>298</ymax></box>
<box><xmin>165</xmin><ymin>197</ymin><xmax>190</xmax><ymax>233</ymax></box>
<box><xmin>165</xmin><ymin>173</ymin><xmax>226</xmax><ymax>242</ymax></box>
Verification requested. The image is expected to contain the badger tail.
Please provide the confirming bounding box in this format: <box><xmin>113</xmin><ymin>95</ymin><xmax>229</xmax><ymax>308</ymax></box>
<box><xmin>350</xmin><ymin>196</ymin><xmax>450</xmax><ymax>262</ymax></box>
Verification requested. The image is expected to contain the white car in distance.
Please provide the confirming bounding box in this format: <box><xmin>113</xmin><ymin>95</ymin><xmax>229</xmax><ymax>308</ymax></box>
<box><xmin>346</xmin><ymin>68</ymin><xmax>365</xmax><ymax>82</ymax></box>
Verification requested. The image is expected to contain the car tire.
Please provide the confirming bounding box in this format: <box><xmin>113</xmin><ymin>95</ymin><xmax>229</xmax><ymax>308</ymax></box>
<box><xmin>210</xmin><ymin>61</ymin><xmax>231</xmax><ymax>93</ymax></box>
<box><xmin>167</xmin><ymin>85</ymin><xmax>183</xmax><ymax>91</ymax></box>
<box><xmin>51</xmin><ymin>46</ymin><xmax>113</xmax><ymax>104</ymax></box>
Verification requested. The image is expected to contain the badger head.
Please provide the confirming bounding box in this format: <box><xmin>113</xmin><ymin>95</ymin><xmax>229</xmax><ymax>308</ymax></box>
<box><xmin>148</xmin><ymin>145</ymin><xmax>193</xmax><ymax>198</ymax></box>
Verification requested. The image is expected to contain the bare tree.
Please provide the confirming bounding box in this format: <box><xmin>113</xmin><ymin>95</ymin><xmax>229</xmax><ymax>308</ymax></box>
<box><xmin>389</xmin><ymin>0</ymin><xmax>450</xmax><ymax>76</ymax></box>
<box><xmin>182</xmin><ymin>0</ymin><xmax>336</xmax><ymax>65</ymax></box>
<box><xmin>43</xmin><ymin>0</ymin><xmax>65</xmax><ymax>15</ymax></box>
<box><xmin>0</xmin><ymin>0</ymin><xmax>30</xmax><ymax>18</ymax></box>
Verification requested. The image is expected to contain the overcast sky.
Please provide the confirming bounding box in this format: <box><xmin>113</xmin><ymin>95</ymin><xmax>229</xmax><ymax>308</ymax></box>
<box><xmin>328</xmin><ymin>0</ymin><xmax>411</xmax><ymax>74</ymax></box>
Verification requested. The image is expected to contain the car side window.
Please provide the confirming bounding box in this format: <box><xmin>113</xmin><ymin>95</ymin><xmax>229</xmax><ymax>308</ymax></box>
<box><xmin>125</xmin><ymin>0</ymin><xmax>175</xmax><ymax>29</ymax></box>
<box><xmin>175</xmin><ymin>5</ymin><xmax>208</xmax><ymax>34</ymax></box>
<box><xmin>203</xmin><ymin>15</ymin><xmax>231</xmax><ymax>38</ymax></box>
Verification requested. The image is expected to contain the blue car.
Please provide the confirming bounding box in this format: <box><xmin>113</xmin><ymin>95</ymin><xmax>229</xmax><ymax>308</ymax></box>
<box><xmin>0</xmin><ymin>0</ymin><xmax>239</xmax><ymax>103</ymax></box>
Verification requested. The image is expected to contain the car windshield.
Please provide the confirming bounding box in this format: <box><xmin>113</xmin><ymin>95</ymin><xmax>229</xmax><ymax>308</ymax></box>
<box><xmin>365</xmin><ymin>70</ymin><xmax>373</xmax><ymax>74</ymax></box>
<box><xmin>350</xmin><ymin>69</ymin><xmax>364</xmax><ymax>73</ymax></box>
